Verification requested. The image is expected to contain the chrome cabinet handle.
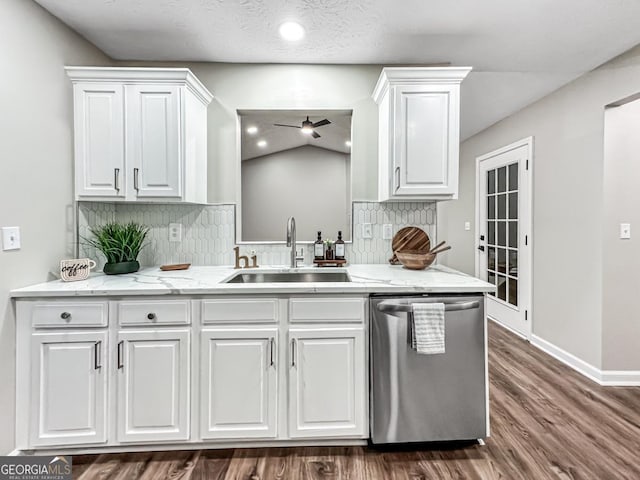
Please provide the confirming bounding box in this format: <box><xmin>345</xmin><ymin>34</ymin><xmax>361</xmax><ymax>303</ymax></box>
<box><xmin>133</xmin><ymin>168</ymin><xmax>139</xmax><ymax>191</ymax></box>
<box><xmin>269</xmin><ymin>337</ymin><xmax>275</xmax><ymax>367</ymax></box>
<box><xmin>117</xmin><ymin>341</ymin><xmax>124</xmax><ymax>369</ymax></box>
<box><xmin>60</xmin><ymin>312</ymin><xmax>71</xmax><ymax>320</ymax></box>
<box><xmin>147</xmin><ymin>313</ymin><xmax>156</xmax><ymax>320</ymax></box>
<box><xmin>395</xmin><ymin>166</ymin><xmax>401</xmax><ymax>192</ymax></box>
<box><xmin>291</xmin><ymin>338</ymin><xmax>297</xmax><ymax>367</ymax></box>
<box><xmin>114</xmin><ymin>168</ymin><xmax>120</xmax><ymax>192</ymax></box>
<box><xmin>94</xmin><ymin>341</ymin><xmax>102</xmax><ymax>370</ymax></box>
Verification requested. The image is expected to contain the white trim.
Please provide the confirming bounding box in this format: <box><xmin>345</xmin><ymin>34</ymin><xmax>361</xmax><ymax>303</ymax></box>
<box><xmin>488</xmin><ymin>316</ymin><xmax>528</xmax><ymax>341</ymax></box>
<box><xmin>7</xmin><ymin>449</ymin><xmax>21</xmax><ymax>456</ymax></box>
<box><xmin>475</xmin><ymin>136</ymin><xmax>534</xmax><ymax>340</ymax></box>
<box><xmin>530</xmin><ymin>333</ymin><xmax>640</xmax><ymax>386</ymax></box>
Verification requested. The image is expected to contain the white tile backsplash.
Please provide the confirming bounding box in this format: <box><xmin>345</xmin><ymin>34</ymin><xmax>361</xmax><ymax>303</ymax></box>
<box><xmin>78</xmin><ymin>201</ymin><xmax>436</xmax><ymax>267</ymax></box>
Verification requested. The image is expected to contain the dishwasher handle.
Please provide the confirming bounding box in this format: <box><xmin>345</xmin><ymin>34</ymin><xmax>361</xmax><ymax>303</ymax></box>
<box><xmin>376</xmin><ymin>300</ymin><xmax>480</xmax><ymax>314</ymax></box>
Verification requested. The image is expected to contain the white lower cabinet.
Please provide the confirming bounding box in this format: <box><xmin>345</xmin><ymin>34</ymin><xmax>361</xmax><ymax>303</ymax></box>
<box><xmin>200</xmin><ymin>328</ymin><xmax>278</xmax><ymax>439</ymax></box>
<box><xmin>117</xmin><ymin>329</ymin><xmax>190</xmax><ymax>443</ymax></box>
<box><xmin>30</xmin><ymin>331</ymin><xmax>107</xmax><ymax>447</ymax></box>
<box><xmin>288</xmin><ymin>327</ymin><xmax>366</xmax><ymax>438</ymax></box>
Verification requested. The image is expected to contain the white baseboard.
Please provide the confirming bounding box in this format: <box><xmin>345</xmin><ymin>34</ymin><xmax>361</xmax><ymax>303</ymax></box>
<box><xmin>530</xmin><ymin>334</ymin><xmax>640</xmax><ymax>386</ymax></box>
<box><xmin>7</xmin><ymin>449</ymin><xmax>21</xmax><ymax>456</ymax></box>
<box><xmin>488</xmin><ymin>316</ymin><xmax>529</xmax><ymax>340</ymax></box>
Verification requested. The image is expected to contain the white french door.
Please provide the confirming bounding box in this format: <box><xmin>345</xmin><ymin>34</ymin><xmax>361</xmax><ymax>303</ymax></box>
<box><xmin>476</xmin><ymin>138</ymin><xmax>532</xmax><ymax>338</ymax></box>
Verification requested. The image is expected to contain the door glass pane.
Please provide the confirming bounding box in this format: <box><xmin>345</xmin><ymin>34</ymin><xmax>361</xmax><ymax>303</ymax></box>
<box><xmin>497</xmin><ymin>167</ymin><xmax>507</xmax><ymax>192</ymax></box>
<box><xmin>497</xmin><ymin>222</ymin><xmax>506</xmax><ymax>246</ymax></box>
<box><xmin>497</xmin><ymin>194</ymin><xmax>507</xmax><ymax>219</ymax></box>
<box><xmin>488</xmin><ymin>247</ymin><xmax>496</xmax><ymax>271</ymax></box>
<box><xmin>508</xmin><ymin>163</ymin><xmax>518</xmax><ymax>191</ymax></box>
<box><xmin>488</xmin><ymin>272</ymin><xmax>496</xmax><ymax>297</ymax></box>
<box><xmin>508</xmin><ymin>278</ymin><xmax>518</xmax><ymax>306</ymax></box>
<box><xmin>509</xmin><ymin>192</ymin><xmax>518</xmax><ymax>219</ymax></box>
<box><xmin>488</xmin><ymin>221</ymin><xmax>495</xmax><ymax>245</ymax></box>
<box><xmin>508</xmin><ymin>249</ymin><xmax>518</xmax><ymax>277</ymax></box>
<box><xmin>488</xmin><ymin>169</ymin><xmax>496</xmax><ymax>194</ymax></box>
<box><xmin>497</xmin><ymin>248</ymin><xmax>506</xmax><ymax>274</ymax></box>
<box><xmin>497</xmin><ymin>275</ymin><xmax>507</xmax><ymax>301</ymax></box>
<box><xmin>488</xmin><ymin>196</ymin><xmax>495</xmax><ymax>219</ymax></box>
<box><xmin>508</xmin><ymin>221</ymin><xmax>518</xmax><ymax>248</ymax></box>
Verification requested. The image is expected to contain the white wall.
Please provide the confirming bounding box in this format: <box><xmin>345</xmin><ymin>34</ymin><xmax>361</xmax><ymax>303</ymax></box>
<box><xmin>0</xmin><ymin>0</ymin><xmax>111</xmax><ymax>454</ymax></box>
<box><xmin>241</xmin><ymin>145</ymin><xmax>350</xmax><ymax>242</ymax></box>
<box><xmin>439</xmin><ymin>45</ymin><xmax>640</xmax><ymax>370</ymax></box>
<box><xmin>602</xmin><ymin>99</ymin><xmax>640</xmax><ymax>370</ymax></box>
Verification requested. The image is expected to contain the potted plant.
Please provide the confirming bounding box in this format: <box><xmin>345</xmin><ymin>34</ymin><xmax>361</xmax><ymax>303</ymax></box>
<box><xmin>84</xmin><ymin>222</ymin><xmax>150</xmax><ymax>275</ymax></box>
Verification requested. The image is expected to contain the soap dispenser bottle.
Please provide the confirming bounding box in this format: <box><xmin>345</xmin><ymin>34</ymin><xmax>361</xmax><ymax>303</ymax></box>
<box><xmin>335</xmin><ymin>231</ymin><xmax>345</xmax><ymax>260</ymax></box>
<box><xmin>314</xmin><ymin>231</ymin><xmax>324</xmax><ymax>260</ymax></box>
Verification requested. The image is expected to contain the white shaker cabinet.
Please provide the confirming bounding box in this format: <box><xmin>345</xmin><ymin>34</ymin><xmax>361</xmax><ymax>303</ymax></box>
<box><xmin>200</xmin><ymin>328</ymin><xmax>278</xmax><ymax>440</ymax></box>
<box><xmin>30</xmin><ymin>331</ymin><xmax>108</xmax><ymax>447</ymax></box>
<box><xmin>288</xmin><ymin>327</ymin><xmax>366</xmax><ymax>439</ymax></box>
<box><xmin>66</xmin><ymin>67</ymin><xmax>213</xmax><ymax>203</ymax></box>
<box><xmin>373</xmin><ymin>67</ymin><xmax>471</xmax><ymax>201</ymax></box>
<box><xmin>116</xmin><ymin>329</ymin><xmax>190</xmax><ymax>443</ymax></box>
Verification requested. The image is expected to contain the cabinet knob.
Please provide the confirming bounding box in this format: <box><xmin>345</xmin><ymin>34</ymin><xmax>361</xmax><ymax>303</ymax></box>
<box><xmin>147</xmin><ymin>313</ymin><xmax>156</xmax><ymax>320</ymax></box>
<box><xmin>60</xmin><ymin>312</ymin><xmax>71</xmax><ymax>320</ymax></box>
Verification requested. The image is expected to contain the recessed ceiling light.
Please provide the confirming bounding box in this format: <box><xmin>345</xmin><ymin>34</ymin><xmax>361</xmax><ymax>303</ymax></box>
<box><xmin>345</xmin><ymin>140</ymin><xmax>352</xmax><ymax>147</ymax></box>
<box><xmin>279</xmin><ymin>21</ymin><xmax>305</xmax><ymax>42</ymax></box>
<box><xmin>257</xmin><ymin>140</ymin><xmax>267</xmax><ymax>148</ymax></box>
<box><xmin>246</xmin><ymin>126</ymin><xmax>258</xmax><ymax>134</ymax></box>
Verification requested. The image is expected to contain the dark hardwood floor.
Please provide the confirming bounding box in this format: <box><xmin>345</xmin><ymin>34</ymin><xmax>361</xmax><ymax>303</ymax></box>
<box><xmin>72</xmin><ymin>322</ymin><xmax>640</xmax><ymax>479</ymax></box>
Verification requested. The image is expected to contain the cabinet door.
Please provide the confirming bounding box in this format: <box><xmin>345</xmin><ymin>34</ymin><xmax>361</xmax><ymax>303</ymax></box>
<box><xmin>30</xmin><ymin>331</ymin><xmax>107</xmax><ymax>446</ymax></box>
<box><xmin>289</xmin><ymin>327</ymin><xmax>366</xmax><ymax>438</ymax></box>
<box><xmin>127</xmin><ymin>85</ymin><xmax>182</xmax><ymax>198</ymax></box>
<box><xmin>117</xmin><ymin>329</ymin><xmax>189</xmax><ymax>442</ymax></box>
<box><xmin>200</xmin><ymin>328</ymin><xmax>278</xmax><ymax>439</ymax></box>
<box><xmin>394</xmin><ymin>84</ymin><xmax>459</xmax><ymax>197</ymax></box>
<box><xmin>73</xmin><ymin>83</ymin><xmax>125</xmax><ymax>198</ymax></box>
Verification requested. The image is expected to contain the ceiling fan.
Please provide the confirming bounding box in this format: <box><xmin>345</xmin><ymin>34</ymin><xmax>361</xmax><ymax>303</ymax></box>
<box><xmin>273</xmin><ymin>116</ymin><xmax>331</xmax><ymax>138</ymax></box>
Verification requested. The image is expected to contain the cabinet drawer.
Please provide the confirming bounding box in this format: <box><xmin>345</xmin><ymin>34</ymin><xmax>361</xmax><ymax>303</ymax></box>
<box><xmin>202</xmin><ymin>299</ymin><xmax>278</xmax><ymax>324</ymax></box>
<box><xmin>32</xmin><ymin>301</ymin><xmax>108</xmax><ymax>328</ymax></box>
<box><xmin>118</xmin><ymin>300</ymin><xmax>190</xmax><ymax>326</ymax></box>
<box><xmin>290</xmin><ymin>298</ymin><xmax>365</xmax><ymax>323</ymax></box>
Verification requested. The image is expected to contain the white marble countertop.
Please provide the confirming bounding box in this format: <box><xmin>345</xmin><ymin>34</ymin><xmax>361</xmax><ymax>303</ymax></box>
<box><xmin>10</xmin><ymin>264</ymin><xmax>495</xmax><ymax>298</ymax></box>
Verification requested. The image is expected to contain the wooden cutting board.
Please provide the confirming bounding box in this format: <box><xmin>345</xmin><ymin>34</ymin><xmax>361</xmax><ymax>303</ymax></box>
<box><xmin>389</xmin><ymin>227</ymin><xmax>431</xmax><ymax>265</ymax></box>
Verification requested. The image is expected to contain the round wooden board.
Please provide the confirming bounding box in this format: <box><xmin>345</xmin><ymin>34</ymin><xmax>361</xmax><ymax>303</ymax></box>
<box><xmin>389</xmin><ymin>227</ymin><xmax>431</xmax><ymax>264</ymax></box>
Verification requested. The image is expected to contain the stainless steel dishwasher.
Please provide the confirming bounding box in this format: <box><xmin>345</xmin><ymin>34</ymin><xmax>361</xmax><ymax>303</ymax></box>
<box><xmin>370</xmin><ymin>295</ymin><xmax>488</xmax><ymax>444</ymax></box>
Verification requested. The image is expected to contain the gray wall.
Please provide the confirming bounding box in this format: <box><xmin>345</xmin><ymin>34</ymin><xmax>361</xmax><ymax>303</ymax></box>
<box><xmin>241</xmin><ymin>145</ymin><xmax>350</xmax><ymax>242</ymax></box>
<box><xmin>439</xmin><ymin>45</ymin><xmax>640</xmax><ymax>370</ymax></box>
<box><xmin>0</xmin><ymin>0</ymin><xmax>111</xmax><ymax>454</ymax></box>
<box><xmin>602</xmin><ymin>99</ymin><xmax>640</xmax><ymax>370</ymax></box>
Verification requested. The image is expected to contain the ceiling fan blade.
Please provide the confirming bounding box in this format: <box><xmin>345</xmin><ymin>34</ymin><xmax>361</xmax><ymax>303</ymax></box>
<box><xmin>273</xmin><ymin>123</ymin><xmax>301</xmax><ymax>129</ymax></box>
<box><xmin>311</xmin><ymin>130</ymin><xmax>321</xmax><ymax>139</ymax></box>
<box><xmin>312</xmin><ymin>119</ymin><xmax>331</xmax><ymax>128</ymax></box>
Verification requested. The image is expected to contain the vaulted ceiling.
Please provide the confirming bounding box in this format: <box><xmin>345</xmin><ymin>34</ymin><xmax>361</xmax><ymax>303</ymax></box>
<box><xmin>35</xmin><ymin>0</ymin><xmax>640</xmax><ymax>139</ymax></box>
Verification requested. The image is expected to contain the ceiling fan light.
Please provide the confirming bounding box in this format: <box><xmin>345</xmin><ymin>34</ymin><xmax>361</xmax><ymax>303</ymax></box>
<box><xmin>279</xmin><ymin>21</ymin><xmax>305</xmax><ymax>42</ymax></box>
<box><xmin>301</xmin><ymin>126</ymin><xmax>313</xmax><ymax>134</ymax></box>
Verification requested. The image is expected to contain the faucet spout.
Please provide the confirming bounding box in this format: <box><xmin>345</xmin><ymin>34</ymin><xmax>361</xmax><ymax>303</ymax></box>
<box><xmin>286</xmin><ymin>217</ymin><xmax>303</xmax><ymax>268</ymax></box>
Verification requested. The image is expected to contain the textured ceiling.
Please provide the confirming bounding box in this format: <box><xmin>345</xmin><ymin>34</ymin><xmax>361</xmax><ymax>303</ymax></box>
<box><xmin>35</xmin><ymin>0</ymin><xmax>640</xmax><ymax>138</ymax></box>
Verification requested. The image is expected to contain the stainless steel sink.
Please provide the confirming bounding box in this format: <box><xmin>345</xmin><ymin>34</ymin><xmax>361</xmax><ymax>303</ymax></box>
<box><xmin>225</xmin><ymin>271</ymin><xmax>351</xmax><ymax>283</ymax></box>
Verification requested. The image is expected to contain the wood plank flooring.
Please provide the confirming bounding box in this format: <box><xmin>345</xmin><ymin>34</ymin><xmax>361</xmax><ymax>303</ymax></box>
<box><xmin>72</xmin><ymin>322</ymin><xmax>640</xmax><ymax>479</ymax></box>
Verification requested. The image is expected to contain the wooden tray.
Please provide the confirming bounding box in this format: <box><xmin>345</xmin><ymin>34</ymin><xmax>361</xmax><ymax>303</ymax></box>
<box><xmin>313</xmin><ymin>259</ymin><xmax>347</xmax><ymax>267</ymax></box>
<box><xmin>160</xmin><ymin>263</ymin><xmax>191</xmax><ymax>271</ymax></box>
<box><xmin>389</xmin><ymin>227</ymin><xmax>431</xmax><ymax>265</ymax></box>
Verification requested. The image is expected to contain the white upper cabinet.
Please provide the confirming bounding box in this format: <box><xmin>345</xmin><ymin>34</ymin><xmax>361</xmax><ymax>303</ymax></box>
<box><xmin>373</xmin><ymin>67</ymin><xmax>471</xmax><ymax>201</ymax></box>
<box><xmin>66</xmin><ymin>67</ymin><xmax>213</xmax><ymax>203</ymax></box>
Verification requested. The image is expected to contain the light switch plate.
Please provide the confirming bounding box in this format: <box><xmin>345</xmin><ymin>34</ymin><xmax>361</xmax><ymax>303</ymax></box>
<box><xmin>464</xmin><ymin>221</ymin><xmax>471</xmax><ymax>231</ymax></box>
<box><xmin>362</xmin><ymin>223</ymin><xmax>372</xmax><ymax>239</ymax></box>
<box><xmin>169</xmin><ymin>223</ymin><xmax>182</xmax><ymax>242</ymax></box>
<box><xmin>2</xmin><ymin>226</ymin><xmax>21</xmax><ymax>251</ymax></box>
<box><xmin>382</xmin><ymin>224</ymin><xmax>393</xmax><ymax>240</ymax></box>
<box><xmin>620</xmin><ymin>223</ymin><xmax>631</xmax><ymax>239</ymax></box>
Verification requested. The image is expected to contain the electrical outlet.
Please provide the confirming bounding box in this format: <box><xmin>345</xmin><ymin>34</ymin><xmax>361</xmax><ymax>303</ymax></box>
<box><xmin>464</xmin><ymin>221</ymin><xmax>471</xmax><ymax>231</ymax></box>
<box><xmin>169</xmin><ymin>223</ymin><xmax>182</xmax><ymax>242</ymax></box>
<box><xmin>382</xmin><ymin>224</ymin><xmax>393</xmax><ymax>240</ymax></box>
<box><xmin>2</xmin><ymin>226</ymin><xmax>21</xmax><ymax>251</ymax></box>
<box><xmin>620</xmin><ymin>223</ymin><xmax>631</xmax><ymax>239</ymax></box>
<box><xmin>362</xmin><ymin>223</ymin><xmax>373</xmax><ymax>239</ymax></box>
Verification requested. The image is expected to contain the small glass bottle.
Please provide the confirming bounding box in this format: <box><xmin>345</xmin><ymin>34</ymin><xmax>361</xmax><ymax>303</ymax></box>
<box><xmin>314</xmin><ymin>231</ymin><xmax>324</xmax><ymax>260</ymax></box>
<box><xmin>335</xmin><ymin>231</ymin><xmax>345</xmax><ymax>260</ymax></box>
<box><xmin>325</xmin><ymin>241</ymin><xmax>334</xmax><ymax>260</ymax></box>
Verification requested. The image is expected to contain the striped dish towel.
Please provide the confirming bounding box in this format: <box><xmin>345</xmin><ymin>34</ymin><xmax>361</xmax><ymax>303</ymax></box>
<box><xmin>411</xmin><ymin>303</ymin><xmax>445</xmax><ymax>354</ymax></box>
